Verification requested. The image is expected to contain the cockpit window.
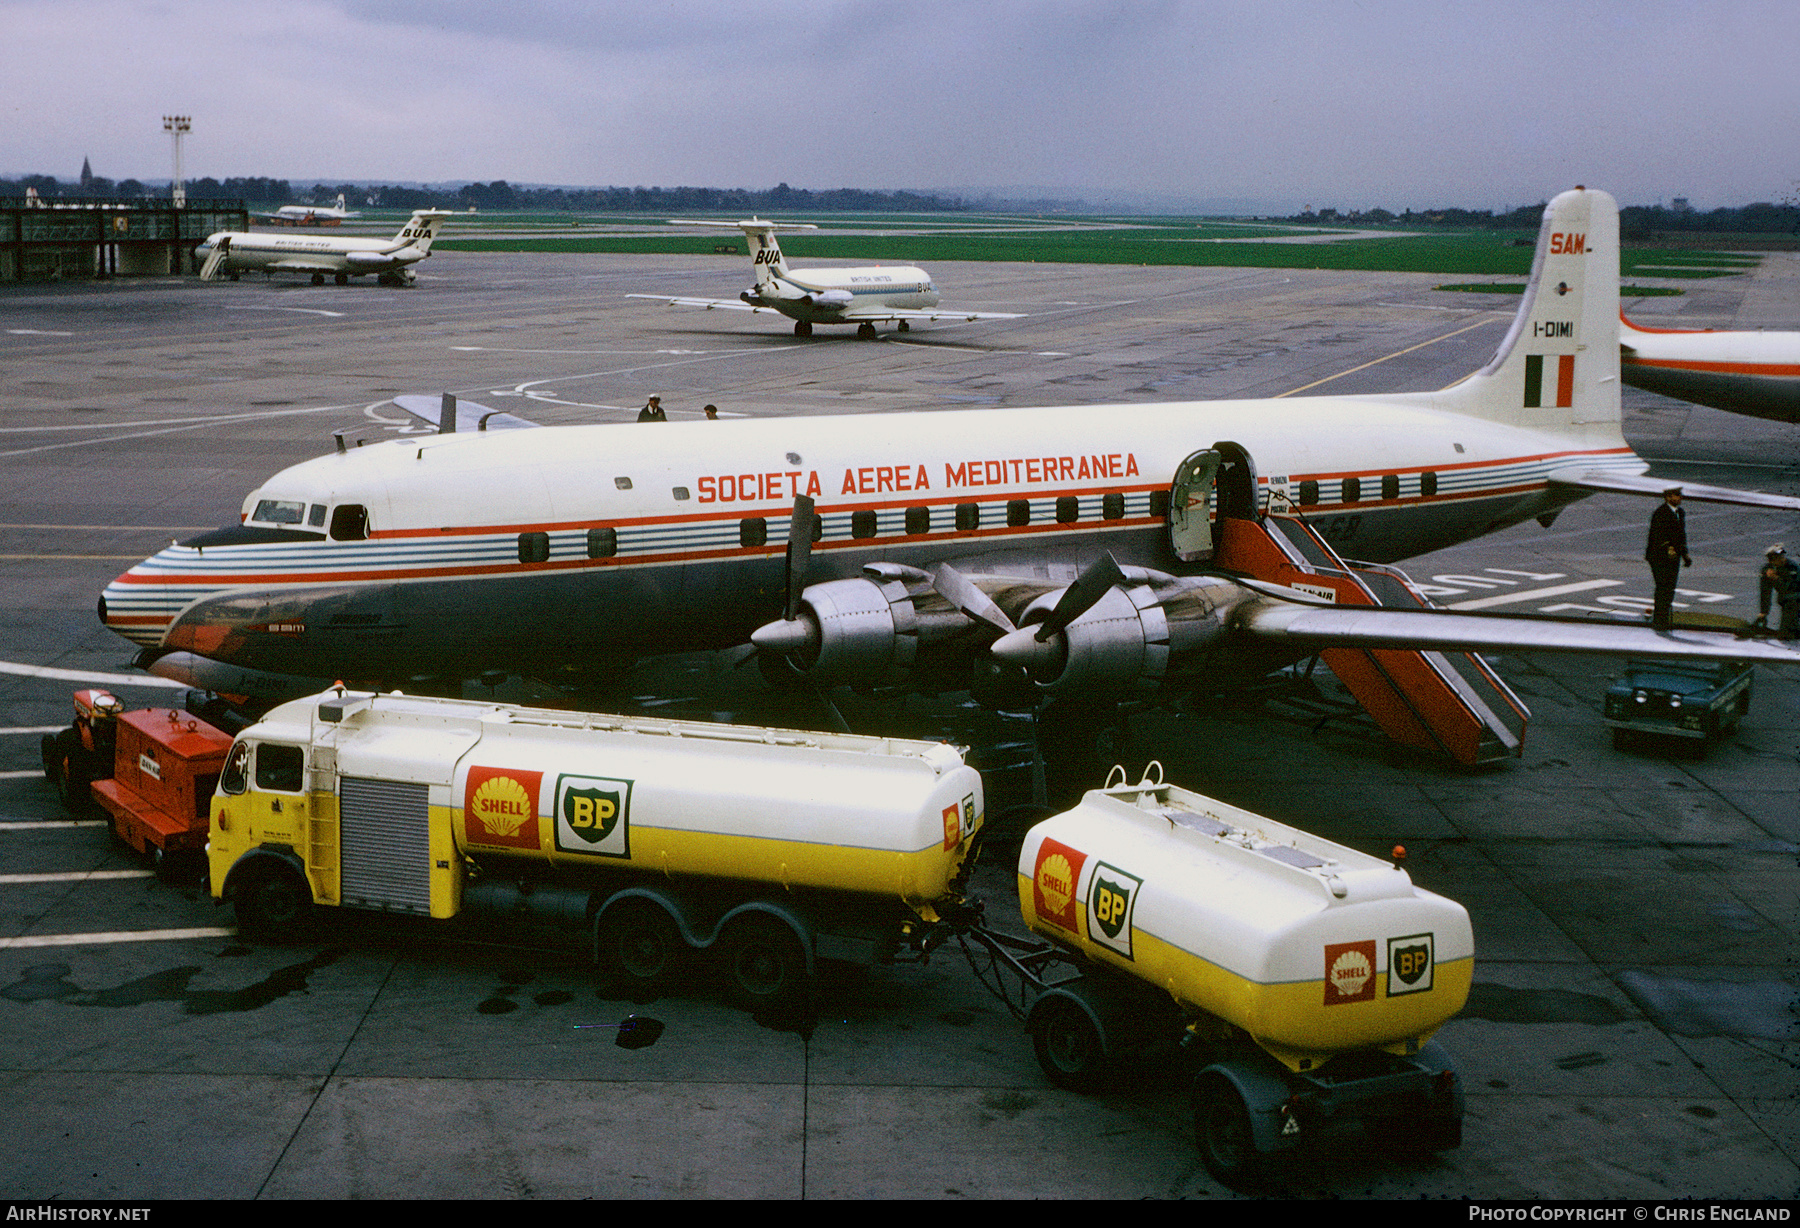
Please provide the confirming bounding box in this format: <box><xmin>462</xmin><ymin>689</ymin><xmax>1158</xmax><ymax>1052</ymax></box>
<box><xmin>308</xmin><ymin>503</ymin><xmax>327</xmax><ymax>527</ymax></box>
<box><xmin>253</xmin><ymin>499</ymin><xmax>307</xmax><ymax>525</ymax></box>
<box><xmin>330</xmin><ymin>504</ymin><xmax>369</xmax><ymax>541</ymax></box>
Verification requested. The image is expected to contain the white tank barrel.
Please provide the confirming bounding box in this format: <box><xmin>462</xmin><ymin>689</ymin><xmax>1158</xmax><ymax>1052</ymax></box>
<box><xmin>1019</xmin><ymin>771</ymin><xmax>1472</xmax><ymax>1071</ymax></box>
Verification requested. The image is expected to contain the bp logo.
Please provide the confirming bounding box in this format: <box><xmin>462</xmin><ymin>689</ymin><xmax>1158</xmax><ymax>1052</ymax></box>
<box><xmin>1085</xmin><ymin>861</ymin><xmax>1142</xmax><ymax>960</ymax></box>
<box><xmin>1386</xmin><ymin>933</ymin><xmax>1435</xmax><ymax>996</ymax></box>
<box><xmin>554</xmin><ymin>774</ymin><xmax>632</xmax><ymax>859</ymax></box>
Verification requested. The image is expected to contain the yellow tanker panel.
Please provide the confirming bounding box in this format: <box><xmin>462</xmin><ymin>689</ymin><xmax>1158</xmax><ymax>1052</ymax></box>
<box><xmin>1018</xmin><ymin>776</ymin><xmax>1472</xmax><ymax>1072</ymax></box>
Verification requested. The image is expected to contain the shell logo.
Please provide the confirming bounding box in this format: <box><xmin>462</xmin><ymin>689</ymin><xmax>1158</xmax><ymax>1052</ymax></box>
<box><xmin>472</xmin><ymin>775</ymin><xmax>532</xmax><ymax>838</ymax></box>
<box><xmin>1323</xmin><ymin>940</ymin><xmax>1377</xmax><ymax>1005</ymax></box>
<box><xmin>1030</xmin><ymin>837</ymin><xmax>1088</xmax><ymax>934</ymax></box>
<box><xmin>1037</xmin><ymin>854</ymin><xmax>1074</xmax><ymax>916</ymax></box>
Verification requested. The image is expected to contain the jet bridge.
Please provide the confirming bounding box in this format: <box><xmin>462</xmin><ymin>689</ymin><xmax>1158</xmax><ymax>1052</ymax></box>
<box><xmin>1213</xmin><ymin>515</ymin><xmax>1529</xmax><ymax>765</ymax></box>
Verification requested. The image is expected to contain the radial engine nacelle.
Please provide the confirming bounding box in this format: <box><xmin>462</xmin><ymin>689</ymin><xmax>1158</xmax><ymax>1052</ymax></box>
<box><xmin>990</xmin><ymin>569</ymin><xmax>1242</xmax><ymax>698</ymax></box>
<box><xmin>750</xmin><ymin>563</ymin><xmax>1036</xmax><ymax>690</ymax></box>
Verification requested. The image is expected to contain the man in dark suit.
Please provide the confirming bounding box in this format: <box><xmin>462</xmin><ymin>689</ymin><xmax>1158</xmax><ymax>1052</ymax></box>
<box><xmin>1645</xmin><ymin>487</ymin><xmax>1690</xmax><ymax>629</ymax></box>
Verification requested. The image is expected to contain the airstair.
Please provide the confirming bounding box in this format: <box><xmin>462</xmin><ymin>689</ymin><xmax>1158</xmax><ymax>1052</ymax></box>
<box><xmin>1214</xmin><ymin>515</ymin><xmax>1529</xmax><ymax>765</ymax></box>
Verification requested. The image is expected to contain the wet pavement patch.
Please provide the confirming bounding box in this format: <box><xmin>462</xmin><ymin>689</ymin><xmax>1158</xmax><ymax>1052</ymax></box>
<box><xmin>1460</xmin><ymin>982</ymin><xmax>1634</xmax><ymax>1026</ymax></box>
<box><xmin>1616</xmin><ymin>971</ymin><xmax>1799</xmax><ymax>1040</ymax></box>
<box><xmin>0</xmin><ymin>948</ymin><xmax>344</xmax><ymax>1015</ymax></box>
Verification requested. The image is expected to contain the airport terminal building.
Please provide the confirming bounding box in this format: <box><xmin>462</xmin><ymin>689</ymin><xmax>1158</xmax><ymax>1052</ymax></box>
<box><xmin>0</xmin><ymin>196</ymin><xmax>246</xmax><ymax>281</ymax></box>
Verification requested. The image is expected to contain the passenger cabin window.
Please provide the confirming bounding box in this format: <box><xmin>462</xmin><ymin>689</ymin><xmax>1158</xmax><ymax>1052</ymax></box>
<box><xmin>1148</xmin><ymin>490</ymin><xmax>1171</xmax><ymax>519</ymax></box>
<box><xmin>1102</xmin><ymin>493</ymin><xmax>1125</xmax><ymax>520</ymax></box>
<box><xmin>850</xmin><ymin>509</ymin><xmax>878</xmax><ymax>539</ymax></box>
<box><xmin>1420</xmin><ymin>471</ymin><xmax>1439</xmax><ymax>497</ymax></box>
<box><xmin>1381</xmin><ymin>474</ymin><xmax>1399</xmax><ymax>501</ymax></box>
<box><xmin>330</xmin><ymin>504</ymin><xmax>369</xmax><ymax>541</ymax></box>
<box><xmin>904</xmin><ymin>506</ymin><xmax>931</xmax><ymax>535</ymax></box>
<box><xmin>518</xmin><ymin>531</ymin><xmax>550</xmax><ymax>563</ymax></box>
<box><xmin>955</xmin><ymin>502</ymin><xmax>980</xmax><ymax>531</ymax></box>
<box><xmin>613</xmin><ymin>477</ymin><xmax>632</xmax><ymax>490</ymax></box>
<box><xmin>254</xmin><ymin>744</ymin><xmax>305</xmax><ymax>793</ymax></box>
<box><xmin>587</xmin><ymin>527</ymin><xmax>617</xmax><ymax>558</ymax></box>
<box><xmin>221</xmin><ymin>741</ymin><xmax>249</xmax><ymax>795</ymax></box>
<box><xmin>739</xmin><ymin>517</ymin><xmax>767</xmax><ymax>548</ymax></box>
<box><xmin>1055</xmin><ymin>496</ymin><xmax>1080</xmax><ymax>524</ymax></box>
<box><xmin>1007</xmin><ymin>499</ymin><xmax>1031</xmax><ymax>527</ymax></box>
<box><xmin>1299</xmin><ymin>480</ymin><xmax>1319</xmax><ymax>506</ymax></box>
<box><xmin>671</xmin><ymin>487</ymin><xmax>690</xmax><ymax>501</ymax></box>
<box><xmin>253</xmin><ymin>499</ymin><xmax>306</xmax><ymax>525</ymax></box>
<box><xmin>1341</xmin><ymin>476</ymin><xmax>1361</xmax><ymax>504</ymax></box>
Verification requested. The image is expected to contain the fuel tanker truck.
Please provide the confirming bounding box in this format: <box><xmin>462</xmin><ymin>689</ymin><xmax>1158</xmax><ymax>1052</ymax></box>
<box><xmin>206</xmin><ymin>687</ymin><xmax>981</xmax><ymax>1010</ymax></box>
<box><xmin>1000</xmin><ymin>765</ymin><xmax>1472</xmax><ymax>1183</ymax></box>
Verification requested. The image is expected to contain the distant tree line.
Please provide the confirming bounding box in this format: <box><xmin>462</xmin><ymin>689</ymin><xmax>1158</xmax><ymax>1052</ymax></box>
<box><xmin>1288</xmin><ymin>201</ymin><xmax>1799</xmax><ymax>236</ymax></box>
<box><xmin>1</xmin><ymin>174</ymin><xmax>967</xmax><ymax>214</ymax></box>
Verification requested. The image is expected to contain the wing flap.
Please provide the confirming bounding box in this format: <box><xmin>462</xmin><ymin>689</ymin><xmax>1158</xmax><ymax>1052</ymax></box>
<box><xmin>625</xmin><ymin>294</ymin><xmax>781</xmax><ymax>314</ymax></box>
<box><xmin>1547</xmin><ymin>466</ymin><xmax>1800</xmax><ymax>511</ymax></box>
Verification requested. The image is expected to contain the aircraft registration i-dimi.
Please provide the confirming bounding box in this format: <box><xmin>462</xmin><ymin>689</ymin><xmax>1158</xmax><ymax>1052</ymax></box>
<box><xmin>101</xmin><ymin>188</ymin><xmax>1800</xmax><ymax>737</ymax></box>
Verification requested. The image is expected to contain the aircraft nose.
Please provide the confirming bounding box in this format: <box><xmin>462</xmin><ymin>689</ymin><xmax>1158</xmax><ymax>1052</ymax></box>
<box><xmin>99</xmin><ymin>560</ymin><xmax>177</xmax><ymax>648</ymax></box>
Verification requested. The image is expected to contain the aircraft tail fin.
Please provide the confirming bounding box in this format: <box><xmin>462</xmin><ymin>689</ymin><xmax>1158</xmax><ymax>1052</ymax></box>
<box><xmin>394</xmin><ymin>209</ymin><xmax>451</xmax><ymax>253</ymax></box>
<box><xmin>1438</xmin><ymin>187</ymin><xmax>1621</xmax><ymax>435</ymax></box>
<box><xmin>739</xmin><ymin>217</ymin><xmax>792</xmax><ymax>288</ymax></box>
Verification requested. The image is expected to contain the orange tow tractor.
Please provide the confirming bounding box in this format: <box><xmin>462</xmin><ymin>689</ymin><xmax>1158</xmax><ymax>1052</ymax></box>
<box><xmin>43</xmin><ymin>690</ymin><xmax>234</xmax><ymax>876</ymax></box>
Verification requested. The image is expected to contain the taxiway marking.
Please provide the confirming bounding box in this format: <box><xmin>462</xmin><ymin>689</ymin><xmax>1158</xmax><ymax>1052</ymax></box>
<box><xmin>0</xmin><ymin>660</ymin><xmax>186</xmax><ymax>688</ymax></box>
<box><xmin>1448</xmin><ymin>579</ymin><xmax>1623</xmax><ymax>610</ymax></box>
<box><xmin>0</xmin><ymin>870</ymin><xmax>154</xmax><ymax>885</ymax></box>
<box><xmin>1276</xmin><ymin>317</ymin><xmax>1502</xmax><ymax>398</ymax></box>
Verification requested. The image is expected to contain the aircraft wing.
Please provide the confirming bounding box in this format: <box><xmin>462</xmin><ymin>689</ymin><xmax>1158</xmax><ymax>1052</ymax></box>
<box><xmin>626</xmin><ymin>294</ymin><xmax>788</xmax><ymax>315</ymax></box>
<box><xmin>1546</xmin><ymin>466</ymin><xmax>1800</xmax><ymax>511</ymax></box>
<box><xmin>846</xmin><ymin>307</ymin><xmax>1026</xmax><ymax>323</ymax></box>
<box><xmin>391</xmin><ymin>394</ymin><xmax>539</xmax><ymax>432</ymax></box>
<box><xmin>263</xmin><ymin>259</ymin><xmax>346</xmax><ymax>274</ymax></box>
<box><xmin>1237</xmin><ymin>593</ymin><xmax>1800</xmax><ymax>666</ymax></box>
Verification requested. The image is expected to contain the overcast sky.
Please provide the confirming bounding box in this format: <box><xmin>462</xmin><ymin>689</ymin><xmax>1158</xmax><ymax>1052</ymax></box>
<box><xmin>3</xmin><ymin>0</ymin><xmax>1795</xmax><ymax>212</ymax></box>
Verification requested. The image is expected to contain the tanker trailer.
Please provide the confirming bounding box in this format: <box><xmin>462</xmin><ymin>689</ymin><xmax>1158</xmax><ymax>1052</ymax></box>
<box><xmin>1015</xmin><ymin>766</ymin><xmax>1471</xmax><ymax>1182</ymax></box>
<box><xmin>208</xmin><ymin>688</ymin><xmax>981</xmax><ymax>1009</ymax></box>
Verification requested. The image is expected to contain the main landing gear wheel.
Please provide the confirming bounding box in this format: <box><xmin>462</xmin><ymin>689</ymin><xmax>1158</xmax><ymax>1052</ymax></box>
<box><xmin>310</xmin><ymin>273</ymin><xmax>325</xmax><ymax>286</ymax></box>
<box><xmin>897</xmin><ymin>319</ymin><xmax>910</xmax><ymax>332</ymax></box>
<box><xmin>334</xmin><ymin>273</ymin><xmax>348</xmax><ymax>285</ymax></box>
<box><xmin>856</xmin><ymin>322</ymin><xmax>878</xmax><ymax>339</ymax></box>
<box><xmin>1031</xmin><ymin>998</ymin><xmax>1110</xmax><ymax>1093</ymax></box>
<box><xmin>793</xmin><ymin>320</ymin><xmax>813</xmax><ymax>338</ymax></box>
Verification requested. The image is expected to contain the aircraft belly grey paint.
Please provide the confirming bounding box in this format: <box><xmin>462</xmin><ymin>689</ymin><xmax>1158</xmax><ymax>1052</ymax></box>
<box><xmin>105</xmin><ymin>189</ymin><xmax>1800</xmax><ymax>708</ymax></box>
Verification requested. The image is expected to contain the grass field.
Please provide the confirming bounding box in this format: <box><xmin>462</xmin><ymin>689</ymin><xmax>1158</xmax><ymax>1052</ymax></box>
<box><xmin>415</xmin><ymin>210</ymin><xmax>1764</xmax><ymax>279</ymax></box>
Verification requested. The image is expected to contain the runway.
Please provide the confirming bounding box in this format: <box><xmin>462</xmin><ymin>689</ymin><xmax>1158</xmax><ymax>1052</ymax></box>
<box><xmin>0</xmin><ymin>251</ymin><xmax>1795</xmax><ymax>1198</ymax></box>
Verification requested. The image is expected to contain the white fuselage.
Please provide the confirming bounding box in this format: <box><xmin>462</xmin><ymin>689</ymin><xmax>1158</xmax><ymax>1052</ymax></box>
<box><xmin>1620</xmin><ymin>317</ymin><xmax>1800</xmax><ymax>423</ymax></box>
<box><xmin>753</xmin><ymin>265</ymin><xmax>940</xmax><ymax>321</ymax></box>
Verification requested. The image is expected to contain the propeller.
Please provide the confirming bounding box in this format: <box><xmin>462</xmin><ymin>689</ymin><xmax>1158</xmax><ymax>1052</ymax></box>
<box><xmin>735</xmin><ymin>495</ymin><xmax>819</xmax><ymax>663</ymax></box>
<box><xmin>198</xmin><ymin>235</ymin><xmax>229</xmax><ymax>281</ymax></box>
<box><xmin>989</xmin><ymin>553</ymin><xmax>1128</xmax><ymax>673</ymax></box>
<box><xmin>931</xmin><ymin>563</ymin><xmax>1016</xmax><ymax>636</ymax></box>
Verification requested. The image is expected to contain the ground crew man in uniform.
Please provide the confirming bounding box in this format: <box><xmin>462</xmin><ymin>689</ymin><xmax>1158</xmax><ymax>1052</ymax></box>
<box><xmin>1645</xmin><ymin>487</ymin><xmax>1689</xmax><ymax>629</ymax></box>
<box><xmin>1756</xmin><ymin>543</ymin><xmax>1799</xmax><ymax>638</ymax></box>
<box><xmin>637</xmin><ymin>395</ymin><xmax>668</xmax><ymax>423</ymax></box>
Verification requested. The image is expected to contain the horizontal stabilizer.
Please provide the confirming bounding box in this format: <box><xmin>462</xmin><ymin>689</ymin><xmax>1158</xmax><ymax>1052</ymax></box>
<box><xmin>1546</xmin><ymin>466</ymin><xmax>1800</xmax><ymax>510</ymax></box>
<box><xmin>665</xmin><ymin>218</ymin><xmax>818</xmax><ymax>233</ymax></box>
<box><xmin>1240</xmin><ymin>599</ymin><xmax>1800</xmax><ymax>666</ymax></box>
<box><xmin>391</xmin><ymin>394</ymin><xmax>539</xmax><ymax>431</ymax></box>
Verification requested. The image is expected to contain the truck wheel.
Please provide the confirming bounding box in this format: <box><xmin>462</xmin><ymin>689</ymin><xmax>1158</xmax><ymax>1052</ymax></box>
<box><xmin>1194</xmin><ymin>1074</ymin><xmax>1266</xmax><ymax>1188</ymax></box>
<box><xmin>598</xmin><ymin>902</ymin><xmax>682</xmax><ymax>993</ymax></box>
<box><xmin>234</xmin><ymin>870</ymin><xmax>313</xmax><ymax>941</ymax></box>
<box><xmin>722</xmin><ymin>915</ymin><xmax>808</xmax><ymax>1013</ymax></box>
<box><xmin>1031</xmin><ymin>998</ymin><xmax>1110</xmax><ymax>1093</ymax></box>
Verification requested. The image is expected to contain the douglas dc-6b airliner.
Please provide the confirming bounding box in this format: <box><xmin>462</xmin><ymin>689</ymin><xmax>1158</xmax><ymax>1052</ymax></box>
<box><xmin>105</xmin><ymin>188</ymin><xmax>1800</xmax><ymax>760</ymax></box>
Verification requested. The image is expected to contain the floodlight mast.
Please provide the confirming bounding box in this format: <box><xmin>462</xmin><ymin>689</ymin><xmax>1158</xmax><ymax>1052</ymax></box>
<box><xmin>162</xmin><ymin>115</ymin><xmax>190</xmax><ymax>208</ymax></box>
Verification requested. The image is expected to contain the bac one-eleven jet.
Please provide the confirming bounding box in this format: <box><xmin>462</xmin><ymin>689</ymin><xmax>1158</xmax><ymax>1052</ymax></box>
<box><xmin>628</xmin><ymin>218</ymin><xmax>1023</xmax><ymax>337</ymax></box>
<box><xmin>104</xmin><ymin>188</ymin><xmax>1800</xmax><ymax>762</ymax></box>
<box><xmin>195</xmin><ymin>209</ymin><xmax>453</xmax><ymax>286</ymax></box>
